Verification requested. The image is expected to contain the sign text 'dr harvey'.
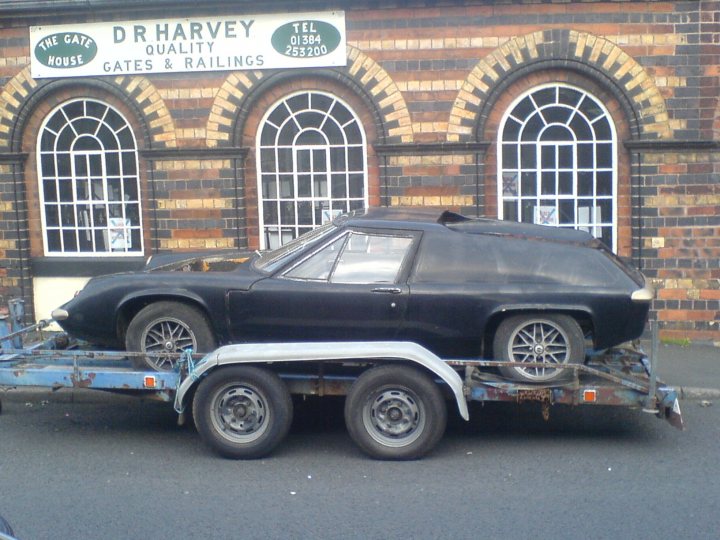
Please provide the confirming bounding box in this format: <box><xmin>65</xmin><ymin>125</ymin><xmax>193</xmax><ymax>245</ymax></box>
<box><xmin>112</xmin><ymin>20</ymin><xmax>255</xmax><ymax>43</ymax></box>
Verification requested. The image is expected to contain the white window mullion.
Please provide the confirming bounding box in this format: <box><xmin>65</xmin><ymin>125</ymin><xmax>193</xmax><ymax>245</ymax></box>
<box><xmin>256</xmin><ymin>91</ymin><xmax>368</xmax><ymax>249</ymax></box>
<box><xmin>498</xmin><ymin>83</ymin><xmax>618</xmax><ymax>251</ymax></box>
<box><xmin>37</xmin><ymin>99</ymin><xmax>142</xmax><ymax>256</ymax></box>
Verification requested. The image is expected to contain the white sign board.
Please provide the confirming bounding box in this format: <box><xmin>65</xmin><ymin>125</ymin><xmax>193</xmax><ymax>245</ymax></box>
<box><xmin>30</xmin><ymin>11</ymin><xmax>346</xmax><ymax>78</ymax></box>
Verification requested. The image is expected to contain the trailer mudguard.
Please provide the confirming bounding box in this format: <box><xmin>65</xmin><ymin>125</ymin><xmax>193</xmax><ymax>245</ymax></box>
<box><xmin>174</xmin><ymin>341</ymin><xmax>469</xmax><ymax>420</ymax></box>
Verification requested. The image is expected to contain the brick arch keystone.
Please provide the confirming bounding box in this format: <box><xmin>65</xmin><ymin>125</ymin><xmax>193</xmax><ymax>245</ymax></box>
<box><xmin>448</xmin><ymin>30</ymin><xmax>672</xmax><ymax>142</ymax></box>
<box><xmin>206</xmin><ymin>44</ymin><xmax>414</xmax><ymax>147</ymax></box>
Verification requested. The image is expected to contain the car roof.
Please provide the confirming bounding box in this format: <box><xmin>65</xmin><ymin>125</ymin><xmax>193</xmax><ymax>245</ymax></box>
<box><xmin>343</xmin><ymin>207</ymin><xmax>468</xmax><ymax>230</ymax></box>
<box><xmin>343</xmin><ymin>207</ymin><xmax>594</xmax><ymax>244</ymax></box>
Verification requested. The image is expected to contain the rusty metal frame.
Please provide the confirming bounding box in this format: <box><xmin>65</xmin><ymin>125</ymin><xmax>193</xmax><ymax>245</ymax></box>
<box><xmin>1</xmin><ymin>299</ymin><xmax>682</xmax><ymax>430</ymax></box>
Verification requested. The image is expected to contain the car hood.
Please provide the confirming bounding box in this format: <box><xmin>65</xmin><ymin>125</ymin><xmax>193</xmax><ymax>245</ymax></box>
<box><xmin>143</xmin><ymin>250</ymin><xmax>255</xmax><ymax>272</ymax></box>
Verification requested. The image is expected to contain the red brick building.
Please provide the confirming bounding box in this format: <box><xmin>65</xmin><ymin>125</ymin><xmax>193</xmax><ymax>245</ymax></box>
<box><xmin>0</xmin><ymin>0</ymin><xmax>717</xmax><ymax>342</ymax></box>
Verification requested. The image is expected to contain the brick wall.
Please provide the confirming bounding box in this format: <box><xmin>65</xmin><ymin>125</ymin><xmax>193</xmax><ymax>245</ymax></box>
<box><xmin>640</xmin><ymin>150</ymin><xmax>720</xmax><ymax>341</ymax></box>
<box><xmin>0</xmin><ymin>0</ymin><xmax>717</xmax><ymax>340</ymax></box>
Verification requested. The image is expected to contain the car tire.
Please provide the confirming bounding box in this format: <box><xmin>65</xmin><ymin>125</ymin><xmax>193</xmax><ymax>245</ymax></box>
<box><xmin>344</xmin><ymin>365</ymin><xmax>447</xmax><ymax>460</ymax></box>
<box><xmin>494</xmin><ymin>313</ymin><xmax>585</xmax><ymax>383</ymax></box>
<box><xmin>125</xmin><ymin>301</ymin><xmax>216</xmax><ymax>371</ymax></box>
<box><xmin>192</xmin><ymin>366</ymin><xmax>293</xmax><ymax>459</ymax></box>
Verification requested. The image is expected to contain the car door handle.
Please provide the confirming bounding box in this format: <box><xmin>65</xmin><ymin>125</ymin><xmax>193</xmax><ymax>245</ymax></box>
<box><xmin>371</xmin><ymin>287</ymin><xmax>402</xmax><ymax>294</ymax></box>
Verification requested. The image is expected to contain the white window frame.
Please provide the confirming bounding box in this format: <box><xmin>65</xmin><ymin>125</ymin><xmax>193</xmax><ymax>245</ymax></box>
<box><xmin>256</xmin><ymin>91</ymin><xmax>368</xmax><ymax>249</ymax></box>
<box><xmin>37</xmin><ymin>98</ymin><xmax>143</xmax><ymax>257</ymax></box>
<box><xmin>497</xmin><ymin>83</ymin><xmax>618</xmax><ymax>251</ymax></box>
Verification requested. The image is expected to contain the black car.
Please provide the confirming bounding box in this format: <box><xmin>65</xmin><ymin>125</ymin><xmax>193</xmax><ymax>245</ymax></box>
<box><xmin>53</xmin><ymin>208</ymin><xmax>653</xmax><ymax>382</ymax></box>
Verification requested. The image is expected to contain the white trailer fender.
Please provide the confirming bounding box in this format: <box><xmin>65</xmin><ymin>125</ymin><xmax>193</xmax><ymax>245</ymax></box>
<box><xmin>174</xmin><ymin>341</ymin><xmax>469</xmax><ymax>420</ymax></box>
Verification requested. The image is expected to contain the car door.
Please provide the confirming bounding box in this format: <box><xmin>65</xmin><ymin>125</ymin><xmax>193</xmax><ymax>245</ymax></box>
<box><xmin>227</xmin><ymin>229</ymin><xmax>421</xmax><ymax>342</ymax></box>
<box><xmin>399</xmin><ymin>229</ymin><xmax>499</xmax><ymax>358</ymax></box>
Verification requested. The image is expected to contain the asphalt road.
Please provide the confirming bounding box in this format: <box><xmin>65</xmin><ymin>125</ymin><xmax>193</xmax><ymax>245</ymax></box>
<box><xmin>0</xmin><ymin>392</ymin><xmax>718</xmax><ymax>540</ymax></box>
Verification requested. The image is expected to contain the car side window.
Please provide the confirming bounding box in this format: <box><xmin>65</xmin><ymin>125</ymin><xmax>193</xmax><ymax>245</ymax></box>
<box><xmin>284</xmin><ymin>236</ymin><xmax>347</xmax><ymax>281</ymax></box>
<box><xmin>332</xmin><ymin>233</ymin><xmax>413</xmax><ymax>284</ymax></box>
<box><xmin>284</xmin><ymin>232</ymin><xmax>414</xmax><ymax>284</ymax></box>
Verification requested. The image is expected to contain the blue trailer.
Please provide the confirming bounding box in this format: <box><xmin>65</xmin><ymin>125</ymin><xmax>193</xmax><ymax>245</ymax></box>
<box><xmin>0</xmin><ymin>299</ymin><xmax>683</xmax><ymax>460</ymax></box>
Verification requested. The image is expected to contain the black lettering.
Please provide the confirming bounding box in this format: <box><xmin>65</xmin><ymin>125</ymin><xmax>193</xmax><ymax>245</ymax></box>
<box><xmin>240</xmin><ymin>19</ymin><xmax>254</xmax><ymax>38</ymax></box>
<box><xmin>189</xmin><ymin>22</ymin><xmax>202</xmax><ymax>40</ymax></box>
<box><xmin>156</xmin><ymin>24</ymin><xmax>169</xmax><ymax>41</ymax></box>
<box><xmin>113</xmin><ymin>26</ymin><xmax>126</xmax><ymax>43</ymax></box>
<box><xmin>134</xmin><ymin>26</ymin><xmax>146</xmax><ymax>43</ymax></box>
<box><xmin>172</xmin><ymin>24</ymin><xmax>186</xmax><ymax>40</ymax></box>
<box><xmin>206</xmin><ymin>21</ymin><xmax>222</xmax><ymax>39</ymax></box>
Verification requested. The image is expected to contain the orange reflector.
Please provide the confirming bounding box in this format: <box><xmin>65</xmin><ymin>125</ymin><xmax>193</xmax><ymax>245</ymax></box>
<box><xmin>583</xmin><ymin>389</ymin><xmax>597</xmax><ymax>402</ymax></box>
<box><xmin>144</xmin><ymin>376</ymin><xmax>157</xmax><ymax>389</ymax></box>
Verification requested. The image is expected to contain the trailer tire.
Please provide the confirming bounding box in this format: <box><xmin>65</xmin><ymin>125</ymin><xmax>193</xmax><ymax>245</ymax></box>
<box><xmin>125</xmin><ymin>301</ymin><xmax>216</xmax><ymax>371</ymax></box>
<box><xmin>494</xmin><ymin>313</ymin><xmax>585</xmax><ymax>383</ymax></box>
<box><xmin>192</xmin><ymin>366</ymin><xmax>293</xmax><ymax>459</ymax></box>
<box><xmin>344</xmin><ymin>365</ymin><xmax>446</xmax><ymax>460</ymax></box>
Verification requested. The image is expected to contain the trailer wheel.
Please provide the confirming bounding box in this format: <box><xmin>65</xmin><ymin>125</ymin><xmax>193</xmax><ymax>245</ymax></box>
<box><xmin>192</xmin><ymin>366</ymin><xmax>293</xmax><ymax>459</ymax></box>
<box><xmin>344</xmin><ymin>365</ymin><xmax>447</xmax><ymax>460</ymax></box>
<box><xmin>494</xmin><ymin>314</ymin><xmax>585</xmax><ymax>383</ymax></box>
<box><xmin>125</xmin><ymin>301</ymin><xmax>216</xmax><ymax>371</ymax></box>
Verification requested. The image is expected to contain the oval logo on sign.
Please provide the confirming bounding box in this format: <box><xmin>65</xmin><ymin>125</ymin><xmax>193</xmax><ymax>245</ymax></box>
<box><xmin>34</xmin><ymin>32</ymin><xmax>97</xmax><ymax>69</ymax></box>
<box><xmin>271</xmin><ymin>20</ymin><xmax>341</xmax><ymax>59</ymax></box>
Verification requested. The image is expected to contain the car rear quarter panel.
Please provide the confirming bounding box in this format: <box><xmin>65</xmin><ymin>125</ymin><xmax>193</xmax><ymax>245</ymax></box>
<box><xmin>405</xmin><ymin>229</ymin><xmax>646</xmax><ymax>356</ymax></box>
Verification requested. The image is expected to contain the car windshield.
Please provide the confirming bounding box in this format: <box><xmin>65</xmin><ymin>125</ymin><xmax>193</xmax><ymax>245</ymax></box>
<box><xmin>253</xmin><ymin>222</ymin><xmax>339</xmax><ymax>274</ymax></box>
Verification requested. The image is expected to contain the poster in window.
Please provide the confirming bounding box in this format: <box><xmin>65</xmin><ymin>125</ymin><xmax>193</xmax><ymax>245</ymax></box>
<box><xmin>321</xmin><ymin>208</ymin><xmax>342</xmax><ymax>224</ymax></box>
<box><xmin>502</xmin><ymin>174</ymin><xmax>518</xmax><ymax>196</ymax></box>
<box><xmin>534</xmin><ymin>206</ymin><xmax>557</xmax><ymax>226</ymax></box>
<box><xmin>108</xmin><ymin>217</ymin><xmax>131</xmax><ymax>250</ymax></box>
<box><xmin>578</xmin><ymin>206</ymin><xmax>601</xmax><ymax>237</ymax></box>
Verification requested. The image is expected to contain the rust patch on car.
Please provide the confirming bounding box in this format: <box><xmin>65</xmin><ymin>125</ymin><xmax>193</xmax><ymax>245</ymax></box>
<box><xmin>178</xmin><ymin>257</ymin><xmax>249</xmax><ymax>272</ymax></box>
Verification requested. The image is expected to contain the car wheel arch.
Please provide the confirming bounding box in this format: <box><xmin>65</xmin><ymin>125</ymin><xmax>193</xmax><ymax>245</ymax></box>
<box><xmin>116</xmin><ymin>292</ymin><xmax>214</xmax><ymax>343</ymax></box>
<box><xmin>483</xmin><ymin>307</ymin><xmax>595</xmax><ymax>358</ymax></box>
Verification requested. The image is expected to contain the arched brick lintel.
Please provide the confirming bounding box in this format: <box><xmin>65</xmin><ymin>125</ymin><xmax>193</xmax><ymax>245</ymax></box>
<box><xmin>0</xmin><ymin>67</ymin><xmax>176</xmax><ymax>152</ymax></box>
<box><xmin>448</xmin><ymin>30</ymin><xmax>672</xmax><ymax>143</ymax></box>
<box><xmin>205</xmin><ymin>44</ymin><xmax>414</xmax><ymax>148</ymax></box>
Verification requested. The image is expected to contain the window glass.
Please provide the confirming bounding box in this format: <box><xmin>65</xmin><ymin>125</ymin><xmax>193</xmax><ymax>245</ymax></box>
<box><xmin>280</xmin><ymin>231</ymin><xmax>414</xmax><ymax>284</ymax></box>
<box><xmin>498</xmin><ymin>84</ymin><xmax>617</xmax><ymax>251</ymax></box>
<box><xmin>285</xmin><ymin>236</ymin><xmax>346</xmax><ymax>280</ymax></box>
<box><xmin>257</xmin><ymin>91</ymin><xmax>368</xmax><ymax>249</ymax></box>
<box><xmin>253</xmin><ymin>221</ymin><xmax>337</xmax><ymax>273</ymax></box>
<box><xmin>37</xmin><ymin>99</ymin><xmax>142</xmax><ymax>256</ymax></box>
<box><xmin>331</xmin><ymin>233</ymin><xmax>413</xmax><ymax>284</ymax></box>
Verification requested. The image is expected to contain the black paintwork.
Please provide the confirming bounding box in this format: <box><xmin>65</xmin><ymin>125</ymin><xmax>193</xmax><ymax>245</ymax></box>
<box><xmin>56</xmin><ymin>209</ymin><xmax>650</xmax><ymax>357</ymax></box>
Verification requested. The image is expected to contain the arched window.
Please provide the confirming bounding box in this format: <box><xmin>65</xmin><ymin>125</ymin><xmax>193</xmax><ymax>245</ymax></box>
<box><xmin>37</xmin><ymin>99</ymin><xmax>143</xmax><ymax>256</ymax></box>
<box><xmin>498</xmin><ymin>84</ymin><xmax>617</xmax><ymax>250</ymax></box>
<box><xmin>257</xmin><ymin>91</ymin><xmax>368</xmax><ymax>249</ymax></box>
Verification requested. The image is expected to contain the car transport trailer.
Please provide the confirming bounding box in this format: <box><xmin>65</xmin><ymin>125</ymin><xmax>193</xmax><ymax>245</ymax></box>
<box><xmin>1</xmin><ymin>299</ymin><xmax>683</xmax><ymax>460</ymax></box>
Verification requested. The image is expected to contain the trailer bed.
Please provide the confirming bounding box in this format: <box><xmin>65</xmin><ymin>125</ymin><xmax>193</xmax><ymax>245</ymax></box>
<box><xmin>1</xmin><ymin>306</ymin><xmax>683</xmax><ymax>458</ymax></box>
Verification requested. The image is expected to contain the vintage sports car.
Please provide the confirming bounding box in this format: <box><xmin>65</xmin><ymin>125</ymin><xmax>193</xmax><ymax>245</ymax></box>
<box><xmin>52</xmin><ymin>208</ymin><xmax>653</xmax><ymax>382</ymax></box>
